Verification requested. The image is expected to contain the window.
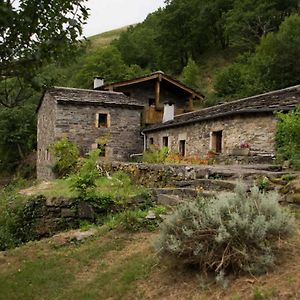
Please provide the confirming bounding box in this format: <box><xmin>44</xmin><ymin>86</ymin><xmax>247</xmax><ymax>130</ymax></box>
<box><xmin>149</xmin><ymin>137</ymin><xmax>154</xmax><ymax>145</ymax></box>
<box><xmin>179</xmin><ymin>140</ymin><xmax>186</xmax><ymax>157</ymax></box>
<box><xmin>97</xmin><ymin>113</ymin><xmax>108</xmax><ymax>128</ymax></box>
<box><xmin>211</xmin><ymin>131</ymin><xmax>223</xmax><ymax>153</ymax></box>
<box><xmin>162</xmin><ymin>136</ymin><xmax>168</xmax><ymax>148</ymax></box>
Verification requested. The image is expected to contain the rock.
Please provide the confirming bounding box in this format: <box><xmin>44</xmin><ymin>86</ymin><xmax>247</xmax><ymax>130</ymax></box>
<box><xmin>145</xmin><ymin>211</ymin><xmax>156</xmax><ymax>220</ymax></box>
<box><xmin>73</xmin><ymin>228</ymin><xmax>97</xmax><ymax>241</ymax></box>
<box><xmin>46</xmin><ymin>196</ymin><xmax>73</xmax><ymax>207</ymax></box>
<box><xmin>78</xmin><ymin>201</ymin><xmax>95</xmax><ymax>220</ymax></box>
<box><xmin>157</xmin><ymin>194</ymin><xmax>182</xmax><ymax>206</ymax></box>
<box><xmin>291</xmin><ymin>193</ymin><xmax>300</xmax><ymax>205</ymax></box>
<box><xmin>61</xmin><ymin>208</ymin><xmax>76</xmax><ymax>218</ymax></box>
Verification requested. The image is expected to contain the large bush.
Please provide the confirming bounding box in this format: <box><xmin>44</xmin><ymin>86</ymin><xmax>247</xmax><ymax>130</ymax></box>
<box><xmin>49</xmin><ymin>138</ymin><xmax>79</xmax><ymax>177</ymax></box>
<box><xmin>155</xmin><ymin>184</ymin><xmax>295</xmax><ymax>276</ymax></box>
<box><xmin>276</xmin><ymin>106</ymin><xmax>300</xmax><ymax>169</ymax></box>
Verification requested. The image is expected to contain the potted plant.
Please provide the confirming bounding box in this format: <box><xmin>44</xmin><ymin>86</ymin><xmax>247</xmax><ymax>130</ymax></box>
<box><xmin>232</xmin><ymin>141</ymin><xmax>251</xmax><ymax>156</ymax></box>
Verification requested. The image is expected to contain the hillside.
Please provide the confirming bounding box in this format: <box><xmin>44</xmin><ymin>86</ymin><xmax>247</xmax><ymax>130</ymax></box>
<box><xmin>87</xmin><ymin>25</ymin><xmax>132</xmax><ymax>49</ymax></box>
<box><xmin>1</xmin><ymin>224</ymin><xmax>299</xmax><ymax>300</ymax></box>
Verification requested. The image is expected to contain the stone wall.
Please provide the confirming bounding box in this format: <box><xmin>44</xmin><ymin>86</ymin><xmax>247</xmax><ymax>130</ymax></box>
<box><xmin>146</xmin><ymin>113</ymin><xmax>277</xmax><ymax>157</ymax></box>
<box><xmin>55</xmin><ymin>103</ymin><xmax>143</xmax><ymax>159</ymax></box>
<box><xmin>37</xmin><ymin>93</ymin><xmax>57</xmax><ymax>180</ymax></box>
<box><xmin>19</xmin><ymin>196</ymin><xmax>96</xmax><ymax>239</ymax></box>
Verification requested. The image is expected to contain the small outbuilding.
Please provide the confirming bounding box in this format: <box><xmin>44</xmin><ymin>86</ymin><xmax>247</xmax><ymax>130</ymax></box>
<box><xmin>37</xmin><ymin>87</ymin><xmax>144</xmax><ymax>179</ymax></box>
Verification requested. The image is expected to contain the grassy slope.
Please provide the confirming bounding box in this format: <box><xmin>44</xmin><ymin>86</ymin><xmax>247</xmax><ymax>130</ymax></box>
<box><xmin>0</xmin><ymin>223</ymin><xmax>299</xmax><ymax>300</ymax></box>
<box><xmin>88</xmin><ymin>26</ymin><xmax>131</xmax><ymax>49</ymax></box>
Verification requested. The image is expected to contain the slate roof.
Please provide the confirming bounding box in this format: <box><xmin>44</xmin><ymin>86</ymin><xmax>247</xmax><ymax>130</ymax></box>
<box><xmin>143</xmin><ymin>85</ymin><xmax>300</xmax><ymax>132</ymax></box>
<box><xmin>38</xmin><ymin>87</ymin><xmax>144</xmax><ymax>112</ymax></box>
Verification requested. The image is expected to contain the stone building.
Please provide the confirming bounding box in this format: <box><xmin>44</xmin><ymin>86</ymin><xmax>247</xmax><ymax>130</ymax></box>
<box><xmin>37</xmin><ymin>70</ymin><xmax>300</xmax><ymax>180</ymax></box>
<box><xmin>37</xmin><ymin>87</ymin><xmax>144</xmax><ymax>179</ymax></box>
<box><xmin>143</xmin><ymin>85</ymin><xmax>300</xmax><ymax>158</ymax></box>
<box><xmin>101</xmin><ymin>71</ymin><xmax>204</xmax><ymax>125</ymax></box>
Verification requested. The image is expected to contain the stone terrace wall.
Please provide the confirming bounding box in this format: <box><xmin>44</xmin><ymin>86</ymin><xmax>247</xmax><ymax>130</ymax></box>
<box><xmin>101</xmin><ymin>161</ymin><xmax>286</xmax><ymax>188</ymax></box>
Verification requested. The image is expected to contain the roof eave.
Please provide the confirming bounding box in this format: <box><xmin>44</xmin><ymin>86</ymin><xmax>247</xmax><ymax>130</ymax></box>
<box><xmin>143</xmin><ymin>107</ymin><xmax>295</xmax><ymax>133</ymax></box>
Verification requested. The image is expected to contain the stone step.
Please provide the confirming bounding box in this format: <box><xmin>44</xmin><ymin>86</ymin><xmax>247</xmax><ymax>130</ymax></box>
<box><xmin>173</xmin><ymin>179</ymin><xmax>238</xmax><ymax>191</ymax></box>
<box><xmin>196</xmin><ymin>168</ymin><xmax>294</xmax><ymax>181</ymax></box>
<box><xmin>152</xmin><ymin>187</ymin><xmax>230</xmax><ymax>206</ymax></box>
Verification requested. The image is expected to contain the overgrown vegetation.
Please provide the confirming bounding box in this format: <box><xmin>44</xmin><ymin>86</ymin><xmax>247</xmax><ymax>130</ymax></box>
<box><xmin>155</xmin><ymin>184</ymin><xmax>295</xmax><ymax>276</ymax></box>
<box><xmin>0</xmin><ymin>149</ymin><xmax>158</xmax><ymax>250</ymax></box>
<box><xmin>49</xmin><ymin>138</ymin><xmax>80</xmax><ymax>177</ymax></box>
<box><xmin>276</xmin><ymin>106</ymin><xmax>300</xmax><ymax>170</ymax></box>
<box><xmin>142</xmin><ymin>145</ymin><xmax>210</xmax><ymax>165</ymax></box>
<box><xmin>0</xmin><ymin>178</ymin><xmax>33</xmax><ymax>250</ymax></box>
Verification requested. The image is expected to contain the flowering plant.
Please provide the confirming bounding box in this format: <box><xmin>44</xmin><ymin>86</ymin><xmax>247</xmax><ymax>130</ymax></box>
<box><xmin>240</xmin><ymin>141</ymin><xmax>250</xmax><ymax>149</ymax></box>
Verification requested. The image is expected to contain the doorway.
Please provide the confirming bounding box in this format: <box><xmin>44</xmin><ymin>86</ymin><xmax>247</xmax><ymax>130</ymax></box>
<box><xmin>179</xmin><ymin>140</ymin><xmax>186</xmax><ymax>157</ymax></box>
<box><xmin>212</xmin><ymin>131</ymin><xmax>222</xmax><ymax>153</ymax></box>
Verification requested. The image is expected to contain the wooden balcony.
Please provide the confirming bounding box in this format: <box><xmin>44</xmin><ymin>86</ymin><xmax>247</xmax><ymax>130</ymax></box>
<box><xmin>143</xmin><ymin>106</ymin><xmax>188</xmax><ymax>125</ymax></box>
<box><xmin>143</xmin><ymin>106</ymin><xmax>163</xmax><ymax>125</ymax></box>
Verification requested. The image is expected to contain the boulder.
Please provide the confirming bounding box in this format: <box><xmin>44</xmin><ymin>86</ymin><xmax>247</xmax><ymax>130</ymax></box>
<box><xmin>78</xmin><ymin>201</ymin><xmax>96</xmax><ymax>220</ymax></box>
<box><xmin>157</xmin><ymin>194</ymin><xmax>182</xmax><ymax>206</ymax></box>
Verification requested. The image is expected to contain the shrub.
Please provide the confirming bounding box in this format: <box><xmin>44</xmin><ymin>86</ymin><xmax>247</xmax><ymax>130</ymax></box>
<box><xmin>71</xmin><ymin>149</ymin><xmax>101</xmax><ymax>199</ymax></box>
<box><xmin>142</xmin><ymin>145</ymin><xmax>169</xmax><ymax>163</ymax></box>
<box><xmin>112</xmin><ymin>208</ymin><xmax>161</xmax><ymax>232</ymax></box>
<box><xmin>71</xmin><ymin>149</ymin><xmax>116</xmax><ymax>213</ymax></box>
<box><xmin>155</xmin><ymin>184</ymin><xmax>295</xmax><ymax>276</ymax></box>
<box><xmin>49</xmin><ymin>138</ymin><xmax>79</xmax><ymax>177</ymax></box>
<box><xmin>276</xmin><ymin>106</ymin><xmax>300</xmax><ymax>170</ymax></box>
<box><xmin>0</xmin><ymin>182</ymin><xmax>44</xmax><ymax>251</ymax></box>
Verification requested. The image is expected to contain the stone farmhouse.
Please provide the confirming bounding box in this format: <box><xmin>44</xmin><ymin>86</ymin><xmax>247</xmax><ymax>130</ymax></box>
<box><xmin>143</xmin><ymin>85</ymin><xmax>300</xmax><ymax>158</ymax></box>
<box><xmin>37</xmin><ymin>71</ymin><xmax>300</xmax><ymax>180</ymax></box>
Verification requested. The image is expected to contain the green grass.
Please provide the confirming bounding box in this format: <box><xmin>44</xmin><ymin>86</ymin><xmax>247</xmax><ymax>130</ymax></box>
<box><xmin>0</xmin><ymin>228</ymin><xmax>156</xmax><ymax>300</ymax></box>
<box><xmin>88</xmin><ymin>26</ymin><xmax>132</xmax><ymax>49</ymax></box>
<box><xmin>29</xmin><ymin>172</ymin><xmax>148</xmax><ymax>201</ymax></box>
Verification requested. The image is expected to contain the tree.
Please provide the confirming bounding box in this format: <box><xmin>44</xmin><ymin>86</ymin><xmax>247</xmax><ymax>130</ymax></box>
<box><xmin>276</xmin><ymin>106</ymin><xmax>300</xmax><ymax>169</ymax></box>
<box><xmin>0</xmin><ymin>0</ymin><xmax>89</xmax><ymax>107</ymax></box>
<box><xmin>215</xmin><ymin>14</ymin><xmax>300</xmax><ymax>99</ymax></box>
<box><xmin>251</xmin><ymin>14</ymin><xmax>300</xmax><ymax>91</ymax></box>
<box><xmin>0</xmin><ymin>103</ymin><xmax>37</xmax><ymax>171</ymax></box>
<box><xmin>225</xmin><ymin>0</ymin><xmax>299</xmax><ymax>50</ymax></box>
<box><xmin>181</xmin><ymin>57</ymin><xmax>200</xmax><ymax>90</ymax></box>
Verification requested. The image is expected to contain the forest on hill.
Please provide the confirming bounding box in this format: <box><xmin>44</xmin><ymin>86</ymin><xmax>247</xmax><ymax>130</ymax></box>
<box><xmin>0</xmin><ymin>0</ymin><xmax>300</xmax><ymax>174</ymax></box>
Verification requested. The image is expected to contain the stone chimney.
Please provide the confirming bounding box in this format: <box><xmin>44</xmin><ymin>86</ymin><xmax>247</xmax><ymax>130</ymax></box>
<box><xmin>94</xmin><ymin>77</ymin><xmax>104</xmax><ymax>89</ymax></box>
<box><xmin>163</xmin><ymin>102</ymin><xmax>175</xmax><ymax>123</ymax></box>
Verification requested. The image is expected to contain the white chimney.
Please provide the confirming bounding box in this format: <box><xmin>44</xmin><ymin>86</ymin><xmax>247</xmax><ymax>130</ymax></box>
<box><xmin>94</xmin><ymin>77</ymin><xmax>104</xmax><ymax>89</ymax></box>
<box><xmin>163</xmin><ymin>103</ymin><xmax>175</xmax><ymax>123</ymax></box>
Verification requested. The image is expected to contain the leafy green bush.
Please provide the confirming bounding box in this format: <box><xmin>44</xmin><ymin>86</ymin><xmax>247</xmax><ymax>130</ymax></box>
<box><xmin>109</xmin><ymin>209</ymin><xmax>159</xmax><ymax>232</ymax></box>
<box><xmin>143</xmin><ymin>145</ymin><xmax>169</xmax><ymax>164</ymax></box>
<box><xmin>155</xmin><ymin>184</ymin><xmax>295</xmax><ymax>276</ymax></box>
<box><xmin>49</xmin><ymin>138</ymin><xmax>79</xmax><ymax>177</ymax></box>
<box><xmin>276</xmin><ymin>106</ymin><xmax>300</xmax><ymax>169</ymax></box>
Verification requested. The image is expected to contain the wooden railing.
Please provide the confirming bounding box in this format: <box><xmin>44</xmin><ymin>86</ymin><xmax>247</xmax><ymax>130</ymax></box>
<box><xmin>143</xmin><ymin>106</ymin><xmax>191</xmax><ymax>125</ymax></box>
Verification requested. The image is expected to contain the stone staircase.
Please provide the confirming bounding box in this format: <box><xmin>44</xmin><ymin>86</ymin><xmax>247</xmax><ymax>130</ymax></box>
<box><xmin>151</xmin><ymin>164</ymin><xmax>299</xmax><ymax>206</ymax></box>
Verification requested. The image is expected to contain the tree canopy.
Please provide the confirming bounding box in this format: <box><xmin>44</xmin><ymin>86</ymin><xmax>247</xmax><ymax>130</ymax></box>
<box><xmin>0</xmin><ymin>0</ymin><xmax>89</xmax><ymax>107</ymax></box>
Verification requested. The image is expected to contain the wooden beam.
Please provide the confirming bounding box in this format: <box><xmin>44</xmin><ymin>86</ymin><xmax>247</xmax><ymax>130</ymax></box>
<box><xmin>155</xmin><ymin>79</ymin><xmax>160</xmax><ymax>108</ymax></box>
<box><xmin>188</xmin><ymin>95</ymin><xmax>194</xmax><ymax>112</ymax></box>
<box><xmin>104</xmin><ymin>74</ymin><xmax>158</xmax><ymax>90</ymax></box>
